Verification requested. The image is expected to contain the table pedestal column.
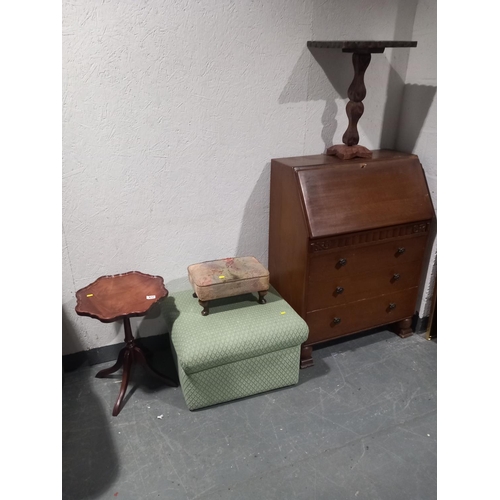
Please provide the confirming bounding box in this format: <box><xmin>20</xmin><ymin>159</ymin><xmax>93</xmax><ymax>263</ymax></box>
<box><xmin>95</xmin><ymin>316</ymin><xmax>178</xmax><ymax>416</ymax></box>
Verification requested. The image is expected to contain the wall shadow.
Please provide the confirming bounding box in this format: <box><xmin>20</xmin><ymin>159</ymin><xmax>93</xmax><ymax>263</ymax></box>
<box><xmin>396</xmin><ymin>83</ymin><xmax>437</xmax><ymax>152</ymax></box>
<box><xmin>279</xmin><ymin>46</ymin><xmax>352</xmax><ymax>152</ymax></box>
<box><xmin>306</xmin><ymin>47</ymin><xmax>354</xmax><ymax>150</ymax></box>
<box><xmin>379</xmin><ymin>64</ymin><xmax>406</xmax><ymax>149</ymax></box>
<box><xmin>378</xmin><ymin>0</ymin><xmax>419</xmax><ymax>148</ymax></box>
<box><xmin>62</xmin><ymin>373</ymin><xmax>119</xmax><ymax>500</ymax></box>
<box><xmin>305</xmin><ymin>48</ymin><xmax>435</xmax><ymax>152</ymax></box>
<box><xmin>128</xmin><ymin>295</ymin><xmax>181</xmax><ymax>388</ymax></box>
<box><xmin>163</xmin><ymin>275</ymin><xmax>192</xmax><ymax>294</ymax></box>
<box><xmin>135</xmin><ymin>297</ymin><xmax>167</xmax><ymax>339</ymax></box>
<box><xmin>279</xmin><ymin>0</ymin><xmax>434</xmax><ymax>154</ymax></box>
<box><xmin>62</xmin><ymin>306</ymin><xmax>87</xmax><ymax>372</ymax></box>
<box><xmin>236</xmin><ymin>164</ymin><xmax>271</xmax><ymax>265</ymax></box>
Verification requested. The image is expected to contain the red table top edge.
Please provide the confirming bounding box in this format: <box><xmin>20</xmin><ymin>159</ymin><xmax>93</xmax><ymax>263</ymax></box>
<box><xmin>75</xmin><ymin>270</ymin><xmax>168</xmax><ymax>323</ymax></box>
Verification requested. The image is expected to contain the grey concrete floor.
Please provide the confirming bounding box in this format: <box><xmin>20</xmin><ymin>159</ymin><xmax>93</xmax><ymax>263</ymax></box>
<box><xmin>62</xmin><ymin>328</ymin><xmax>437</xmax><ymax>500</ymax></box>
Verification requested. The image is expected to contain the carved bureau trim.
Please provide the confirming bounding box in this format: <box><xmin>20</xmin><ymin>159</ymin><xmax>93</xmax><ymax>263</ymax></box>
<box><xmin>309</xmin><ymin>221</ymin><xmax>430</xmax><ymax>253</ymax></box>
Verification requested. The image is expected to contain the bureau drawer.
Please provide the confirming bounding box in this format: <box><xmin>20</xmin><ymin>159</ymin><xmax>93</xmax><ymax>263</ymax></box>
<box><xmin>308</xmin><ymin>235</ymin><xmax>428</xmax><ymax>282</ymax></box>
<box><xmin>305</xmin><ymin>288</ymin><xmax>419</xmax><ymax>344</ymax></box>
<box><xmin>307</xmin><ymin>261</ymin><xmax>423</xmax><ymax>311</ymax></box>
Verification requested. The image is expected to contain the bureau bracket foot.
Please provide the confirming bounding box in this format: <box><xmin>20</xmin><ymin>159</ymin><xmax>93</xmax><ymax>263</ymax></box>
<box><xmin>300</xmin><ymin>345</ymin><xmax>314</xmax><ymax>369</ymax></box>
<box><xmin>393</xmin><ymin>317</ymin><xmax>413</xmax><ymax>338</ymax></box>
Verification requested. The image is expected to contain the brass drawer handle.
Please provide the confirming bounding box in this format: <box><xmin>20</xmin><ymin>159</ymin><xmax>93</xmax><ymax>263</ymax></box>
<box><xmin>397</xmin><ymin>247</ymin><xmax>406</xmax><ymax>255</ymax></box>
<box><xmin>338</xmin><ymin>258</ymin><xmax>347</xmax><ymax>267</ymax></box>
<box><xmin>335</xmin><ymin>286</ymin><xmax>344</xmax><ymax>294</ymax></box>
<box><xmin>388</xmin><ymin>303</ymin><xmax>396</xmax><ymax>310</ymax></box>
<box><xmin>331</xmin><ymin>317</ymin><xmax>342</xmax><ymax>326</ymax></box>
<box><xmin>392</xmin><ymin>273</ymin><xmax>401</xmax><ymax>281</ymax></box>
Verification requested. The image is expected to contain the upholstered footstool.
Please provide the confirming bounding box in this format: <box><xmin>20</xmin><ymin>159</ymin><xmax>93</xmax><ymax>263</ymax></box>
<box><xmin>188</xmin><ymin>256</ymin><xmax>270</xmax><ymax>316</ymax></box>
<box><xmin>162</xmin><ymin>286</ymin><xmax>308</xmax><ymax>410</ymax></box>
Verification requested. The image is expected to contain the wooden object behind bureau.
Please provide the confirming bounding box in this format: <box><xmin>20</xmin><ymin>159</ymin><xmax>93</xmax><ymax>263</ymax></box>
<box><xmin>268</xmin><ymin>150</ymin><xmax>435</xmax><ymax>368</ymax></box>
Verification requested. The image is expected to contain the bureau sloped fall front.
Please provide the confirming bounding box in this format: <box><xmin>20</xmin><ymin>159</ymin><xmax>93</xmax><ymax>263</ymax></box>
<box><xmin>268</xmin><ymin>150</ymin><xmax>435</xmax><ymax>368</ymax></box>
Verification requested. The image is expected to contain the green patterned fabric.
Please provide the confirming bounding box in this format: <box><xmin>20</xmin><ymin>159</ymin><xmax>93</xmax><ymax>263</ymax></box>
<box><xmin>164</xmin><ymin>287</ymin><xmax>308</xmax><ymax>375</ymax></box>
<box><xmin>163</xmin><ymin>287</ymin><xmax>308</xmax><ymax>410</ymax></box>
<box><xmin>174</xmin><ymin>345</ymin><xmax>301</xmax><ymax>410</ymax></box>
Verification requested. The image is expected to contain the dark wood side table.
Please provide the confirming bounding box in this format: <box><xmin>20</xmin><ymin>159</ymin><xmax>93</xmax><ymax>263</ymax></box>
<box><xmin>75</xmin><ymin>271</ymin><xmax>178</xmax><ymax>416</ymax></box>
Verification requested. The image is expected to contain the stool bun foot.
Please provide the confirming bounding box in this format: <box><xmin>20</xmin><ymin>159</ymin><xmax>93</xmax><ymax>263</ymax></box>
<box><xmin>258</xmin><ymin>290</ymin><xmax>268</xmax><ymax>304</ymax></box>
<box><xmin>199</xmin><ymin>300</ymin><xmax>209</xmax><ymax>316</ymax></box>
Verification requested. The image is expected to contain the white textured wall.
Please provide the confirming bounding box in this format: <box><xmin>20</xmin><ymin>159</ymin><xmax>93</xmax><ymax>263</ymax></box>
<box><xmin>63</xmin><ymin>0</ymin><xmax>433</xmax><ymax>355</ymax></box>
<box><xmin>396</xmin><ymin>0</ymin><xmax>437</xmax><ymax>317</ymax></box>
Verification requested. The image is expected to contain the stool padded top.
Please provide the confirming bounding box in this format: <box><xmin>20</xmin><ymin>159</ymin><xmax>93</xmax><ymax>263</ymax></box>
<box><xmin>187</xmin><ymin>256</ymin><xmax>269</xmax><ymax>287</ymax></box>
<box><xmin>163</xmin><ymin>287</ymin><xmax>308</xmax><ymax>375</ymax></box>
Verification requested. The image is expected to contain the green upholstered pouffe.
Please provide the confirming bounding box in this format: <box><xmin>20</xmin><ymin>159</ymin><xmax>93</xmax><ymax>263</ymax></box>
<box><xmin>163</xmin><ymin>286</ymin><xmax>308</xmax><ymax>410</ymax></box>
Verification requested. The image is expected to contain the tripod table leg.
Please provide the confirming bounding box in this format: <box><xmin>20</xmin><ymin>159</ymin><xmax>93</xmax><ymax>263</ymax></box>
<box><xmin>95</xmin><ymin>348</ymin><xmax>126</xmax><ymax>378</ymax></box>
<box><xmin>112</xmin><ymin>349</ymin><xmax>133</xmax><ymax>417</ymax></box>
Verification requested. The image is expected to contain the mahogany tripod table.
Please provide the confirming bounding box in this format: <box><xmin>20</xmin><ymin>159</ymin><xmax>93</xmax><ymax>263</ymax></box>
<box><xmin>75</xmin><ymin>271</ymin><xmax>178</xmax><ymax>416</ymax></box>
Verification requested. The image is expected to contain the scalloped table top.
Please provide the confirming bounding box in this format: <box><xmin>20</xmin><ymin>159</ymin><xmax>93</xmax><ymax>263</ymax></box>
<box><xmin>75</xmin><ymin>271</ymin><xmax>168</xmax><ymax>323</ymax></box>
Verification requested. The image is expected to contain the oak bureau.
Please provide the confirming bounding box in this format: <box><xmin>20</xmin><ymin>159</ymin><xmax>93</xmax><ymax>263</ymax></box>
<box><xmin>268</xmin><ymin>150</ymin><xmax>435</xmax><ymax>368</ymax></box>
